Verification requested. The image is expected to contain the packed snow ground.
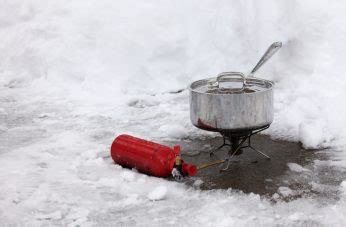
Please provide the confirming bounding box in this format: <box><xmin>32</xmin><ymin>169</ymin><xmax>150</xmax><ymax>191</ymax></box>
<box><xmin>1</xmin><ymin>0</ymin><xmax>346</xmax><ymax>225</ymax></box>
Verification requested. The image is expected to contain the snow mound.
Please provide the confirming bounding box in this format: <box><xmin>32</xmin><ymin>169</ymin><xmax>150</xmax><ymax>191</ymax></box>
<box><xmin>298</xmin><ymin>122</ymin><xmax>325</xmax><ymax>149</ymax></box>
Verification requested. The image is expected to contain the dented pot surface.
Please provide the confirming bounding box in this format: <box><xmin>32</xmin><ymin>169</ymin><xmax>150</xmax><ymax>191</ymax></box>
<box><xmin>189</xmin><ymin>74</ymin><xmax>274</xmax><ymax>132</ymax></box>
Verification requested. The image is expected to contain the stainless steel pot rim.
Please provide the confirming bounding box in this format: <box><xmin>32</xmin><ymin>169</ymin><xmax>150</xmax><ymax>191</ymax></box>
<box><xmin>189</xmin><ymin>77</ymin><xmax>274</xmax><ymax>96</ymax></box>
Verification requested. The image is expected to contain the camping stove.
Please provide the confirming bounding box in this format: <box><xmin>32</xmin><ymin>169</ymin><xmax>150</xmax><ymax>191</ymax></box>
<box><xmin>210</xmin><ymin>125</ymin><xmax>271</xmax><ymax>171</ymax></box>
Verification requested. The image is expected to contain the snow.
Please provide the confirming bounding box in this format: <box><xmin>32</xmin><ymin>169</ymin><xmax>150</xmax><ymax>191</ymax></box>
<box><xmin>341</xmin><ymin>181</ymin><xmax>346</xmax><ymax>196</ymax></box>
<box><xmin>121</xmin><ymin>170</ymin><xmax>136</xmax><ymax>182</ymax></box>
<box><xmin>287</xmin><ymin>163</ymin><xmax>310</xmax><ymax>173</ymax></box>
<box><xmin>278</xmin><ymin>186</ymin><xmax>294</xmax><ymax>197</ymax></box>
<box><xmin>148</xmin><ymin>186</ymin><xmax>168</xmax><ymax>201</ymax></box>
<box><xmin>299</xmin><ymin>121</ymin><xmax>325</xmax><ymax>149</ymax></box>
<box><xmin>157</xmin><ymin>124</ymin><xmax>188</xmax><ymax>139</ymax></box>
<box><xmin>1</xmin><ymin>0</ymin><xmax>346</xmax><ymax>225</ymax></box>
<box><xmin>193</xmin><ymin>179</ymin><xmax>204</xmax><ymax>188</ymax></box>
<box><xmin>35</xmin><ymin>211</ymin><xmax>62</xmax><ymax>220</ymax></box>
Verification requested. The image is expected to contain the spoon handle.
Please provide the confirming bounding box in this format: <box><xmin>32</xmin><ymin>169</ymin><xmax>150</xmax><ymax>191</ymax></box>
<box><xmin>249</xmin><ymin>42</ymin><xmax>282</xmax><ymax>76</ymax></box>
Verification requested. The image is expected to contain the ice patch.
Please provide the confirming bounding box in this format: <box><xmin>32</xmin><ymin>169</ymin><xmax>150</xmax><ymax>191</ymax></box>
<box><xmin>287</xmin><ymin>163</ymin><xmax>310</xmax><ymax>173</ymax></box>
<box><xmin>148</xmin><ymin>186</ymin><xmax>167</xmax><ymax>201</ymax></box>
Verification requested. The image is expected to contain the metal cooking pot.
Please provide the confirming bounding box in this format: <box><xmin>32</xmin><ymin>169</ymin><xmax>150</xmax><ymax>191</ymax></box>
<box><xmin>189</xmin><ymin>42</ymin><xmax>282</xmax><ymax>132</ymax></box>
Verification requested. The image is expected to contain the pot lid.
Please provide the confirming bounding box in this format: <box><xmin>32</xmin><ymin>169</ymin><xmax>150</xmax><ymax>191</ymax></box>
<box><xmin>190</xmin><ymin>72</ymin><xmax>273</xmax><ymax>94</ymax></box>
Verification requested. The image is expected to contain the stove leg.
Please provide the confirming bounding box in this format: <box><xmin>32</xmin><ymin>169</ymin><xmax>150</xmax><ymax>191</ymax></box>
<box><xmin>220</xmin><ymin>137</ymin><xmax>247</xmax><ymax>172</ymax></box>
<box><xmin>210</xmin><ymin>137</ymin><xmax>230</xmax><ymax>156</ymax></box>
<box><xmin>248</xmin><ymin>146</ymin><xmax>271</xmax><ymax>160</ymax></box>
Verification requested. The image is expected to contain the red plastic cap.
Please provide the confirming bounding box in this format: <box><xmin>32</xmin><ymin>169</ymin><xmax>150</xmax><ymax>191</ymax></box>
<box><xmin>173</xmin><ymin>145</ymin><xmax>181</xmax><ymax>155</ymax></box>
<box><xmin>182</xmin><ymin>163</ymin><xmax>197</xmax><ymax>177</ymax></box>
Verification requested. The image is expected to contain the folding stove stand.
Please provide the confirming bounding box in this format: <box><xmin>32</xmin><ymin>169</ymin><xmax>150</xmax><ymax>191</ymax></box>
<box><xmin>210</xmin><ymin>125</ymin><xmax>271</xmax><ymax>171</ymax></box>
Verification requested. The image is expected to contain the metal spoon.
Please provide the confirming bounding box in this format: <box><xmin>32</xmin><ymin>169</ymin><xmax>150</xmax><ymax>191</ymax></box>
<box><xmin>248</xmin><ymin>41</ymin><xmax>282</xmax><ymax>78</ymax></box>
<box><xmin>212</xmin><ymin>41</ymin><xmax>282</xmax><ymax>88</ymax></box>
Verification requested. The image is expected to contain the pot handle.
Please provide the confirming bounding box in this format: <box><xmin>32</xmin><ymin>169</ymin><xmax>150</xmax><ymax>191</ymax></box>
<box><xmin>212</xmin><ymin>72</ymin><xmax>246</xmax><ymax>92</ymax></box>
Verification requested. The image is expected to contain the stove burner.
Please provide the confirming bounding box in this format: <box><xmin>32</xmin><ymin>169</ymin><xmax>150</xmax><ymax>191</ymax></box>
<box><xmin>210</xmin><ymin>125</ymin><xmax>271</xmax><ymax>171</ymax></box>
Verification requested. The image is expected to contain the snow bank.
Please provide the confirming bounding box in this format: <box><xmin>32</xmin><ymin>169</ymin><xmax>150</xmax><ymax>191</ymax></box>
<box><xmin>1</xmin><ymin>0</ymin><xmax>346</xmax><ymax>225</ymax></box>
<box><xmin>2</xmin><ymin>0</ymin><xmax>346</xmax><ymax>149</ymax></box>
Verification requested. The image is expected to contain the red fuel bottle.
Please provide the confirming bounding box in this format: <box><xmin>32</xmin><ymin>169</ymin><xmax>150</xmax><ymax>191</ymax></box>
<box><xmin>111</xmin><ymin>134</ymin><xmax>197</xmax><ymax>178</ymax></box>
